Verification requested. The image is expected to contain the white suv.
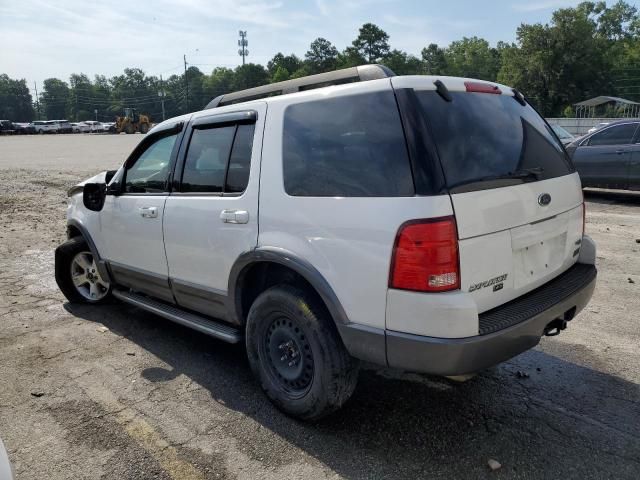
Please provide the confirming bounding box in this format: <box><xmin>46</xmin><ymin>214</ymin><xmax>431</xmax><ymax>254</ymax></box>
<box><xmin>55</xmin><ymin>65</ymin><xmax>597</xmax><ymax>420</ymax></box>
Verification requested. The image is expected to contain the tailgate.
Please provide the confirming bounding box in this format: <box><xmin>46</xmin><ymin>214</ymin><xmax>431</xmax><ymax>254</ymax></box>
<box><xmin>455</xmin><ymin>174</ymin><xmax>583</xmax><ymax>313</ymax></box>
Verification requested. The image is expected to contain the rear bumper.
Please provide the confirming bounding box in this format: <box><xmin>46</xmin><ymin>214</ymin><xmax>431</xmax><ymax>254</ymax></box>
<box><xmin>341</xmin><ymin>261</ymin><xmax>597</xmax><ymax>376</ymax></box>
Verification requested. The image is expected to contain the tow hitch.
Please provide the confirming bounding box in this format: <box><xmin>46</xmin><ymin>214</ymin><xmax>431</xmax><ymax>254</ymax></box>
<box><xmin>544</xmin><ymin>318</ymin><xmax>567</xmax><ymax>336</ymax></box>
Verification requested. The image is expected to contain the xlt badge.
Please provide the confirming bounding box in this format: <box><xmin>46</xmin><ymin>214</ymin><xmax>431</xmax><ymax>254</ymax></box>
<box><xmin>469</xmin><ymin>274</ymin><xmax>508</xmax><ymax>293</ymax></box>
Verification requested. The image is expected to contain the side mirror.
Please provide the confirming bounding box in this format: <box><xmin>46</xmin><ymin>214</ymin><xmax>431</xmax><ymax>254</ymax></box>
<box><xmin>83</xmin><ymin>183</ymin><xmax>106</xmax><ymax>212</ymax></box>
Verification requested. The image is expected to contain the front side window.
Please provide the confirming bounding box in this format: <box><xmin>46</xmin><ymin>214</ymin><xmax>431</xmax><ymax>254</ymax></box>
<box><xmin>283</xmin><ymin>91</ymin><xmax>415</xmax><ymax>197</ymax></box>
<box><xmin>125</xmin><ymin>133</ymin><xmax>178</xmax><ymax>193</ymax></box>
<box><xmin>588</xmin><ymin>124</ymin><xmax>638</xmax><ymax>146</ymax></box>
<box><xmin>181</xmin><ymin>123</ymin><xmax>255</xmax><ymax>193</ymax></box>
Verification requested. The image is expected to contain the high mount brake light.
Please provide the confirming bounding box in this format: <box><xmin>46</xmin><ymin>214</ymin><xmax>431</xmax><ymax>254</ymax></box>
<box><xmin>389</xmin><ymin>217</ymin><xmax>460</xmax><ymax>293</ymax></box>
<box><xmin>464</xmin><ymin>81</ymin><xmax>502</xmax><ymax>94</ymax></box>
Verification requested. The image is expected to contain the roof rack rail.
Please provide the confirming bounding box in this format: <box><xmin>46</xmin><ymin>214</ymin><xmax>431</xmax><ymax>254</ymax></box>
<box><xmin>205</xmin><ymin>64</ymin><xmax>395</xmax><ymax>109</ymax></box>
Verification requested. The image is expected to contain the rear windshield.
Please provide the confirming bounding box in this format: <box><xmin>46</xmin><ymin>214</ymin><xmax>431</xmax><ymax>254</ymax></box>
<box><xmin>417</xmin><ymin>91</ymin><xmax>573</xmax><ymax>192</ymax></box>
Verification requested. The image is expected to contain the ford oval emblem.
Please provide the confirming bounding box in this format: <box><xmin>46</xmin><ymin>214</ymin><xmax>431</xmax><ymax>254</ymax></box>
<box><xmin>538</xmin><ymin>193</ymin><xmax>552</xmax><ymax>206</ymax></box>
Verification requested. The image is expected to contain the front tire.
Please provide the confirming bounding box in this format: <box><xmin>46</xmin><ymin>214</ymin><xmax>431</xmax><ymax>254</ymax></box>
<box><xmin>246</xmin><ymin>285</ymin><xmax>358</xmax><ymax>420</ymax></box>
<box><xmin>55</xmin><ymin>237</ymin><xmax>111</xmax><ymax>304</ymax></box>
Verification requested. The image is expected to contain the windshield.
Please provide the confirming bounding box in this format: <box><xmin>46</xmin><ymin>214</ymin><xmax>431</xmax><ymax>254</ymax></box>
<box><xmin>551</xmin><ymin>125</ymin><xmax>573</xmax><ymax>139</ymax></box>
<box><xmin>416</xmin><ymin>91</ymin><xmax>573</xmax><ymax>192</ymax></box>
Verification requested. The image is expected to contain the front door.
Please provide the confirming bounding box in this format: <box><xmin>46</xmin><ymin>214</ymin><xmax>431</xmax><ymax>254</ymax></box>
<box><xmin>163</xmin><ymin>105</ymin><xmax>265</xmax><ymax>320</ymax></box>
<box><xmin>100</xmin><ymin>126</ymin><xmax>183</xmax><ymax>302</ymax></box>
<box><xmin>575</xmin><ymin>123</ymin><xmax>638</xmax><ymax>189</ymax></box>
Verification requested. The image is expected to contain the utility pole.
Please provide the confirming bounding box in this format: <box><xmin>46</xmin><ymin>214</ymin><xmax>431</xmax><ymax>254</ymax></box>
<box><xmin>183</xmin><ymin>54</ymin><xmax>189</xmax><ymax>112</ymax></box>
<box><xmin>158</xmin><ymin>75</ymin><xmax>166</xmax><ymax>121</ymax></box>
<box><xmin>238</xmin><ymin>30</ymin><xmax>248</xmax><ymax>65</ymax></box>
<box><xmin>33</xmin><ymin>81</ymin><xmax>40</xmax><ymax>120</ymax></box>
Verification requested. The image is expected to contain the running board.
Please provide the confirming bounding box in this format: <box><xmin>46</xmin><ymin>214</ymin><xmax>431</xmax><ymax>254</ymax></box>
<box><xmin>112</xmin><ymin>289</ymin><xmax>242</xmax><ymax>343</ymax></box>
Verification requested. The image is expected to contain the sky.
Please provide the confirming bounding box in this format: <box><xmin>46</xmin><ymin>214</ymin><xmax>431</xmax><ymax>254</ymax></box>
<box><xmin>0</xmin><ymin>0</ymin><xmax>610</xmax><ymax>95</ymax></box>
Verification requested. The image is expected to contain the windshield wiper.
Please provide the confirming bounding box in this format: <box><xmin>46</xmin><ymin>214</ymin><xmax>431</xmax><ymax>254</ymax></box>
<box><xmin>449</xmin><ymin>167</ymin><xmax>544</xmax><ymax>192</ymax></box>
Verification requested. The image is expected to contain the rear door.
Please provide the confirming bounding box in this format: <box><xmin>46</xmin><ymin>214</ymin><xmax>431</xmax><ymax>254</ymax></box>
<box><xmin>162</xmin><ymin>105</ymin><xmax>265</xmax><ymax>319</ymax></box>
<box><xmin>627</xmin><ymin>123</ymin><xmax>640</xmax><ymax>189</ymax></box>
<box><xmin>394</xmin><ymin>77</ymin><xmax>583</xmax><ymax>313</ymax></box>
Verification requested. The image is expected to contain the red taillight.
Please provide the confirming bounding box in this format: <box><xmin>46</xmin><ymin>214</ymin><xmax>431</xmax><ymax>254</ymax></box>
<box><xmin>464</xmin><ymin>81</ymin><xmax>502</xmax><ymax>94</ymax></box>
<box><xmin>389</xmin><ymin>217</ymin><xmax>460</xmax><ymax>292</ymax></box>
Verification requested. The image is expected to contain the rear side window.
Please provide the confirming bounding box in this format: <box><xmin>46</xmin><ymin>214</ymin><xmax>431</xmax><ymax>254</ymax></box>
<box><xmin>588</xmin><ymin>124</ymin><xmax>638</xmax><ymax>146</ymax></box>
<box><xmin>181</xmin><ymin>123</ymin><xmax>255</xmax><ymax>193</ymax></box>
<box><xmin>417</xmin><ymin>91</ymin><xmax>573</xmax><ymax>192</ymax></box>
<box><xmin>283</xmin><ymin>91</ymin><xmax>414</xmax><ymax>197</ymax></box>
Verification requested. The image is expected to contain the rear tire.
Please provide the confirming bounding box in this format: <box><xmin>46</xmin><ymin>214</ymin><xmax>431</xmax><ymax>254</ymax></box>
<box><xmin>55</xmin><ymin>237</ymin><xmax>112</xmax><ymax>304</ymax></box>
<box><xmin>246</xmin><ymin>285</ymin><xmax>358</xmax><ymax>421</ymax></box>
<box><xmin>139</xmin><ymin>123</ymin><xmax>149</xmax><ymax>134</ymax></box>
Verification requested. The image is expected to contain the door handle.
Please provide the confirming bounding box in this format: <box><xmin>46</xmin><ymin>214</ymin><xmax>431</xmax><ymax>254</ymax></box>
<box><xmin>615</xmin><ymin>149</ymin><xmax>627</xmax><ymax>155</ymax></box>
<box><xmin>139</xmin><ymin>206</ymin><xmax>158</xmax><ymax>218</ymax></box>
<box><xmin>220</xmin><ymin>209</ymin><xmax>249</xmax><ymax>224</ymax></box>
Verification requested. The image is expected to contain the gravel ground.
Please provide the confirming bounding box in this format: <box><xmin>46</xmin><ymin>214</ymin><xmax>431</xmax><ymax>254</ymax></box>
<box><xmin>0</xmin><ymin>134</ymin><xmax>639</xmax><ymax>479</ymax></box>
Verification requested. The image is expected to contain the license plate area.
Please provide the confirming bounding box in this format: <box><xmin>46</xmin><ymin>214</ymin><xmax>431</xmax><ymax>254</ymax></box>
<box><xmin>511</xmin><ymin>218</ymin><xmax>568</xmax><ymax>288</ymax></box>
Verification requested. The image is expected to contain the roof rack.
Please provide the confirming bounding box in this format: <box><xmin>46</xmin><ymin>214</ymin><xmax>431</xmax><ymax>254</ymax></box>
<box><xmin>205</xmin><ymin>64</ymin><xmax>395</xmax><ymax>109</ymax></box>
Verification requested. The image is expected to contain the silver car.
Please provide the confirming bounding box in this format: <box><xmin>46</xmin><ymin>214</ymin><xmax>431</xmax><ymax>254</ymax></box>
<box><xmin>566</xmin><ymin>120</ymin><xmax>640</xmax><ymax>190</ymax></box>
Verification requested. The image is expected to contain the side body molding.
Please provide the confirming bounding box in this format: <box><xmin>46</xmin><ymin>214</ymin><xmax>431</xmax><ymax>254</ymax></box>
<box><xmin>227</xmin><ymin>247</ymin><xmax>387</xmax><ymax>366</ymax></box>
<box><xmin>66</xmin><ymin>219</ymin><xmax>112</xmax><ymax>282</ymax></box>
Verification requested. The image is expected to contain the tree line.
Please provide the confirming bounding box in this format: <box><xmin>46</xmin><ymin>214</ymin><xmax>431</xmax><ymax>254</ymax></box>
<box><xmin>1</xmin><ymin>1</ymin><xmax>638</xmax><ymax>123</ymax></box>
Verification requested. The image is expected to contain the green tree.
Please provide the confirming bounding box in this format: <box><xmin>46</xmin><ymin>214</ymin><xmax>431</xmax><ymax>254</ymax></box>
<box><xmin>421</xmin><ymin>44</ymin><xmax>447</xmax><ymax>74</ymax></box>
<box><xmin>233</xmin><ymin>63</ymin><xmax>269</xmax><ymax>90</ymax></box>
<box><xmin>305</xmin><ymin>38</ymin><xmax>339</xmax><ymax>73</ymax></box>
<box><xmin>382</xmin><ymin>50</ymin><xmax>422</xmax><ymax>75</ymax></box>
<box><xmin>267</xmin><ymin>53</ymin><xmax>302</xmax><ymax>79</ymax></box>
<box><xmin>41</xmin><ymin>78</ymin><xmax>70</xmax><ymax>120</ymax></box>
<box><xmin>0</xmin><ymin>74</ymin><xmax>34</xmax><ymax>121</ymax></box>
<box><xmin>271</xmin><ymin>66</ymin><xmax>290</xmax><ymax>83</ymax></box>
<box><xmin>351</xmin><ymin>23</ymin><xmax>390</xmax><ymax>63</ymax></box>
<box><xmin>444</xmin><ymin>37</ymin><xmax>500</xmax><ymax>80</ymax></box>
<box><xmin>498</xmin><ymin>4</ymin><xmax>613</xmax><ymax>116</ymax></box>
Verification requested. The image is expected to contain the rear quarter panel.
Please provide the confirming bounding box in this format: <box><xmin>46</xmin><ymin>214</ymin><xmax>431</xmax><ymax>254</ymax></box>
<box><xmin>258</xmin><ymin>81</ymin><xmax>453</xmax><ymax>330</ymax></box>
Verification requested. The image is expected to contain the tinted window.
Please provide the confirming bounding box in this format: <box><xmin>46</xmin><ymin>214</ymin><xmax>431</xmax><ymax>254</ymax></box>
<box><xmin>125</xmin><ymin>133</ymin><xmax>178</xmax><ymax>193</ymax></box>
<box><xmin>417</xmin><ymin>92</ymin><xmax>572</xmax><ymax>192</ymax></box>
<box><xmin>182</xmin><ymin>126</ymin><xmax>235</xmax><ymax>193</ymax></box>
<box><xmin>225</xmin><ymin>124</ymin><xmax>255</xmax><ymax>193</ymax></box>
<box><xmin>283</xmin><ymin>91</ymin><xmax>414</xmax><ymax>197</ymax></box>
<box><xmin>588</xmin><ymin>124</ymin><xmax>637</xmax><ymax>146</ymax></box>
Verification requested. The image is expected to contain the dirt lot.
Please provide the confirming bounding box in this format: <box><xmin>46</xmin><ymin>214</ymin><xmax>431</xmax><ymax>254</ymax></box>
<box><xmin>0</xmin><ymin>134</ymin><xmax>639</xmax><ymax>479</ymax></box>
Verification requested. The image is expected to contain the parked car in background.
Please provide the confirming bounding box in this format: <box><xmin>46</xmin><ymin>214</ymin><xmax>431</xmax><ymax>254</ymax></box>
<box><xmin>566</xmin><ymin>119</ymin><xmax>639</xmax><ymax>190</ymax></box>
<box><xmin>102</xmin><ymin>122</ymin><xmax>116</xmax><ymax>133</ymax></box>
<box><xmin>52</xmin><ymin>120</ymin><xmax>73</xmax><ymax>133</ymax></box>
<box><xmin>33</xmin><ymin>121</ymin><xmax>52</xmax><ymax>133</ymax></box>
<box><xmin>0</xmin><ymin>120</ymin><xmax>15</xmax><ymax>134</ymax></box>
<box><xmin>71</xmin><ymin>122</ymin><xmax>91</xmax><ymax>133</ymax></box>
<box><xmin>551</xmin><ymin>124</ymin><xmax>576</xmax><ymax>145</ymax></box>
<box><xmin>12</xmin><ymin>122</ymin><xmax>36</xmax><ymax>134</ymax></box>
<box><xmin>84</xmin><ymin>120</ymin><xmax>104</xmax><ymax>133</ymax></box>
<box><xmin>587</xmin><ymin>122</ymin><xmax>611</xmax><ymax>134</ymax></box>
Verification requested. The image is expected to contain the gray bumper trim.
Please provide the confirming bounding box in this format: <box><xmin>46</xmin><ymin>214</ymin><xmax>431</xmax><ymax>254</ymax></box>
<box><xmin>386</xmin><ymin>264</ymin><xmax>597</xmax><ymax>375</ymax></box>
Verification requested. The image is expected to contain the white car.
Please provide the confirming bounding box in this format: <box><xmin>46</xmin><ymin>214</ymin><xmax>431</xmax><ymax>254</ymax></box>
<box><xmin>587</xmin><ymin>122</ymin><xmax>611</xmax><ymax>134</ymax></box>
<box><xmin>101</xmin><ymin>122</ymin><xmax>116</xmax><ymax>133</ymax></box>
<box><xmin>71</xmin><ymin>122</ymin><xmax>91</xmax><ymax>133</ymax></box>
<box><xmin>83</xmin><ymin>120</ymin><xmax>104</xmax><ymax>133</ymax></box>
<box><xmin>55</xmin><ymin>65</ymin><xmax>597</xmax><ymax>420</ymax></box>
<box><xmin>32</xmin><ymin>120</ymin><xmax>57</xmax><ymax>134</ymax></box>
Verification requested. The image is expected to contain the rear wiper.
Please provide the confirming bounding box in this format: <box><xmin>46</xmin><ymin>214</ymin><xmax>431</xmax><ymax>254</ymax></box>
<box><xmin>449</xmin><ymin>167</ymin><xmax>544</xmax><ymax>191</ymax></box>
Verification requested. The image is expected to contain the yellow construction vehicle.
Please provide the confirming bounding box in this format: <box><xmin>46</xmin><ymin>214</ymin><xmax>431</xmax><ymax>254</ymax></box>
<box><xmin>115</xmin><ymin>108</ymin><xmax>151</xmax><ymax>134</ymax></box>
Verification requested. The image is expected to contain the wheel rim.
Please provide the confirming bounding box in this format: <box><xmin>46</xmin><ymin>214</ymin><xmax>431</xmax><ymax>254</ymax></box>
<box><xmin>70</xmin><ymin>251</ymin><xmax>110</xmax><ymax>301</ymax></box>
<box><xmin>264</xmin><ymin>316</ymin><xmax>314</xmax><ymax>397</ymax></box>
